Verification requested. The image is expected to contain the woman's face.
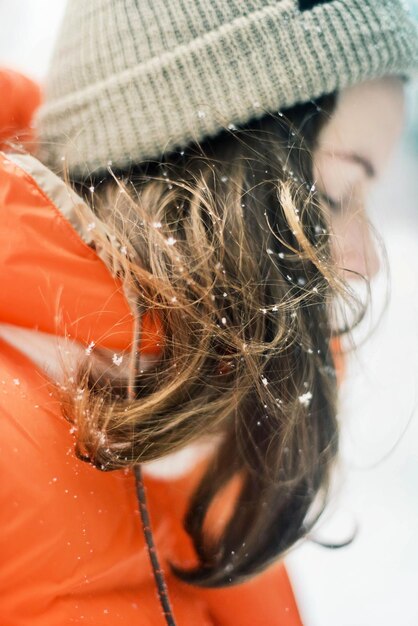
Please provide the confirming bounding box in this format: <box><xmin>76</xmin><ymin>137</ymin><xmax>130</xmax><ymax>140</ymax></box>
<box><xmin>313</xmin><ymin>76</ymin><xmax>406</xmax><ymax>280</ymax></box>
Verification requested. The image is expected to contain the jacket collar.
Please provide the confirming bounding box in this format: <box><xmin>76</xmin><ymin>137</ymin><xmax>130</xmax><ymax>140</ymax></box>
<box><xmin>0</xmin><ymin>151</ymin><xmax>146</xmax><ymax>352</ymax></box>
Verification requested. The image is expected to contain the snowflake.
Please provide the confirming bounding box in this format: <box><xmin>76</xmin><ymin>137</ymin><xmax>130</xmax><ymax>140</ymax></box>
<box><xmin>112</xmin><ymin>354</ymin><xmax>123</xmax><ymax>367</ymax></box>
<box><xmin>298</xmin><ymin>391</ymin><xmax>313</xmax><ymax>407</ymax></box>
<box><xmin>85</xmin><ymin>341</ymin><xmax>95</xmax><ymax>355</ymax></box>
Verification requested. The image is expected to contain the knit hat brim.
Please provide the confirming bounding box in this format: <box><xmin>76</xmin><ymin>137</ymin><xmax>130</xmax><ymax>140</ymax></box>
<box><xmin>36</xmin><ymin>0</ymin><xmax>418</xmax><ymax>177</ymax></box>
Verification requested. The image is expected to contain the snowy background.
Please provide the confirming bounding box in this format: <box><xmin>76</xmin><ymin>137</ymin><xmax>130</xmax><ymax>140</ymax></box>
<box><xmin>1</xmin><ymin>1</ymin><xmax>417</xmax><ymax>624</ymax></box>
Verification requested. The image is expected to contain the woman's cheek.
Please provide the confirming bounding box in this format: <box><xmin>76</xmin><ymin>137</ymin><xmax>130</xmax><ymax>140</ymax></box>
<box><xmin>329</xmin><ymin>208</ymin><xmax>380</xmax><ymax>280</ymax></box>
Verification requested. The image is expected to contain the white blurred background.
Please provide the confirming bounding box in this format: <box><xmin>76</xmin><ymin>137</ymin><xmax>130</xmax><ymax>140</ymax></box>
<box><xmin>0</xmin><ymin>1</ymin><xmax>417</xmax><ymax>624</ymax></box>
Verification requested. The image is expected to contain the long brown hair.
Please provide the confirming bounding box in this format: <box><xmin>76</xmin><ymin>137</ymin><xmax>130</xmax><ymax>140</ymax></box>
<box><xmin>62</xmin><ymin>93</ymin><xmax>364</xmax><ymax>587</ymax></box>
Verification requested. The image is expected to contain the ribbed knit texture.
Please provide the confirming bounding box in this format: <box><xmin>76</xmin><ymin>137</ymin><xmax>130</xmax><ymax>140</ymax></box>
<box><xmin>36</xmin><ymin>0</ymin><xmax>418</xmax><ymax>177</ymax></box>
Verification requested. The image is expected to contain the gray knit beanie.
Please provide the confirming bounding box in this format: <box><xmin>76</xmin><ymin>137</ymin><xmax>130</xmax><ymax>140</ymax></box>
<box><xmin>36</xmin><ymin>0</ymin><xmax>418</xmax><ymax>177</ymax></box>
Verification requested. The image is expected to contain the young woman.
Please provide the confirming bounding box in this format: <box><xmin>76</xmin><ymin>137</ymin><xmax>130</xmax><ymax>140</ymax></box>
<box><xmin>0</xmin><ymin>1</ymin><xmax>416</xmax><ymax>624</ymax></box>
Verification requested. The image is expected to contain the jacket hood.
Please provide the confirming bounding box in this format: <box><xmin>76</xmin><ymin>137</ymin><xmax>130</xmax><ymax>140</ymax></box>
<box><xmin>0</xmin><ymin>151</ymin><xmax>162</xmax><ymax>355</ymax></box>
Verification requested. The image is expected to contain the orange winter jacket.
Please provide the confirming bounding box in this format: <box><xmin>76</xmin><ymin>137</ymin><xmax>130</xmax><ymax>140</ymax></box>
<box><xmin>0</xmin><ymin>70</ymin><xmax>304</xmax><ymax>625</ymax></box>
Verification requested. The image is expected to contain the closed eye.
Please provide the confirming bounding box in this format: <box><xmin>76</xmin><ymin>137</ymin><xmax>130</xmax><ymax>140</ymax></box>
<box><xmin>317</xmin><ymin>191</ymin><xmax>343</xmax><ymax>213</ymax></box>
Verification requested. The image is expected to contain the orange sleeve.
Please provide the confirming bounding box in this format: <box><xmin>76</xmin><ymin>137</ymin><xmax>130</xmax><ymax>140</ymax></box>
<box><xmin>0</xmin><ymin>68</ymin><xmax>42</xmax><ymax>147</ymax></box>
<box><xmin>198</xmin><ymin>560</ymin><xmax>303</xmax><ymax>626</ymax></box>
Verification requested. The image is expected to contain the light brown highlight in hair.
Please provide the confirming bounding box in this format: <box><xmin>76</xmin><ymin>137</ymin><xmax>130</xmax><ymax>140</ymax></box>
<box><xmin>59</xmin><ymin>95</ymin><xmax>367</xmax><ymax>587</ymax></box>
